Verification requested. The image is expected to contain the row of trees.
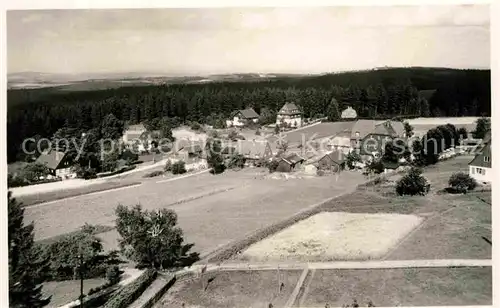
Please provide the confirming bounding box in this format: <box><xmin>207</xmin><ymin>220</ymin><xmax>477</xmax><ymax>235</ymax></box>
<box><xmin>7</xmin><ymin>68</ymin><xmax>490</xmax><ymax>163</ymax></box>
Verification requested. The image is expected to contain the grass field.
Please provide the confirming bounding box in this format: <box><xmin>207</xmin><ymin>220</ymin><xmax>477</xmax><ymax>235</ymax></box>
<box><xmin>24</xmin><ymin>167</ymin><xmax>365</xmax><ymax>256</ymax></box>
<box><xmin>157</xmin><ymin>270</ymin><xmax>302</xmax><ymax>308</ymax></box>
<box><xmin>17</xmin><ymin>180</ymin><xmax>141</xmax><ymax>207</ymax></box>
<box><xmin>299</xmin><ymin>267</ymin><xmax>491</xmax><ymax>307</ymax></box>
<box><xmin>228</xmin><ymin>156</ymin><xmax>490</xmax><ymax>262</ymax></box>
<box><xmin>43</xmin><ymin>278</ymin><xmax>106</xmax><ymax>308</ymax></box>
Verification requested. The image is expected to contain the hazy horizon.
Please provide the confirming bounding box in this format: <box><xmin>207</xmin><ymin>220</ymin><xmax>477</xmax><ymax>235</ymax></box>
<box><xmin>7</xmin><ymin>5</ymin><xmax>490</xmax><ymax>75</ymax></box>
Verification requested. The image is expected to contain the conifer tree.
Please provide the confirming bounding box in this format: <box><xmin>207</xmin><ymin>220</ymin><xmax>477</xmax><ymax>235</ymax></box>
<box><xmin>9</xmin><ymin>192</ymin><xmax>51</xmax><ymax>308</ymax></box>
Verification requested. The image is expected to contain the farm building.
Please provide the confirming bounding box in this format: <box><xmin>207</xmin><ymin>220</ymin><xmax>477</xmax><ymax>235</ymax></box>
<box><xmin>341</xmin><ymin>106</ymin><xmax>358</xmax><ymax>119</ymax></box>
<box><xmin>469</xmin><ymin>134</ymin><xmax>491</xmax><ymax>184</ymax></box>
<box><xmin>276</xmin><ymin>153</ymin><xmax>305</xmax><ymax>172</ymax></box>
<box><xmin>122</xmin><ymin>123</ymin><xmax>147</xmax><ymax>144</ymax></box>
<box><xmin>173</xmin><ymin>140</ymin><xmax>205</xmax><ymax>161</ymax></box>
<box><xmin>316</xmin><ymin>150</ymin><xmax>346</xmax><ymax>172</ymax></box>
<box><xmin>35</xmin><ymin>150</ymin><xmax>76</xmax><ymax>179</ymax></box>
<box><xmin>226</xmin><ymin>108</ymin><xmax>260</xmax><ymax>127</ymax></box>
<box><xmin>222</xmin><ymin>140</ymin><xmax>273</xmax><ymax>164</ymax></box>
<box><xmin>276</xmin><ymin>102</ymin><xmax>302</xmax><ymax>128</ymax></box>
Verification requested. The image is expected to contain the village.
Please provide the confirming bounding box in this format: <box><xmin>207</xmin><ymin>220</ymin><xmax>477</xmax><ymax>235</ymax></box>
<box><xmin>5</xmin><ymin>6</ymin><xmax>492</xmax><ymax>308</ymax></box>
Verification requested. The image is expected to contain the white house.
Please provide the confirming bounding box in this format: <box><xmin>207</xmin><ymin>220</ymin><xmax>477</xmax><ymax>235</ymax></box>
<box><xmin>276</xmin><ymin>102</ymin><xmax>302</xmax><ymax>128</ymax></box>
<box><xmin>468</xmin><ymin>140</ymin><xmax>491</xmax><ymax>184</ymax></box>
<box><xmin>226</xmin><ymin>108</ymin><xmax>259</xmax><ymax>127</ymax></box>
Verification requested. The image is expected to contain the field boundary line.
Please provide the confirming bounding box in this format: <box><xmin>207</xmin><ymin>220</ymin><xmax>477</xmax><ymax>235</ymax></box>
<box><xmin>381</xmin><ymin>205</ymin><xmax>459</xmax><ymax>261</ymax></box>
<box><xmin>285</xmin><ymin>267</ymin><xmax>309</xmax><ymax>308</ymax></box>
<box><xmin>297</xmin><ymin>269</ymin><xmax>316</xmax><ymax>308</ymax></box>
<box><xmin>155</xmin><ymin>169</ymin><xmax>210</xmax><ymax>183</ymax></box>
<box><xmin>24</xmin><ymin>183</ymin><xmax>143</xmax><ymax>209</ymax></box>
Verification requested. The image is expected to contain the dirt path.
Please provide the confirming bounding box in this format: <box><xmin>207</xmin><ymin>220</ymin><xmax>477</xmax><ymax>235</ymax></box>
<box><xmin>200</xmin><ymin>259</ymin><xmax>491</xmax><ymax>272</ymax></box>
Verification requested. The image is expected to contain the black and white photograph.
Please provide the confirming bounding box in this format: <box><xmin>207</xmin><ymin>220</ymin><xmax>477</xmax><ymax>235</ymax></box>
<box><xmin>3</xmin><ymin>2</ymin><xmax>495</xmax><ymax>308</ymax></box>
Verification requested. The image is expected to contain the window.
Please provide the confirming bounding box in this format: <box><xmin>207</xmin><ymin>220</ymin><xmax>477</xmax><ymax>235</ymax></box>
<box><xmin>476</xmin><ymin>167</ymin><xmax>486</xmax><ymax>175</ymax></box>
<box><xmin>471</xmin><ymin>168</ymin><xmax>475</xmax><ymax>174</ymax></box>
<box><xmin>484</xmin><ymin>156</ymin><xmax>490</xmax><ymax>162</ymax></box>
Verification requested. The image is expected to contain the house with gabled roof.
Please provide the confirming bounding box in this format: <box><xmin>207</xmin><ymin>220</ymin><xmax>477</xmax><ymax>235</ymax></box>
<box><xmin>276</xmin><ymin>152</ymin><xmax>305</xmax><ymax>172</ymax></box>
<box><xmin>316</xmin><ymin>150</ymin><xmax>346</xmax><ymax>172</ymax></box>
<box><xmin>35</xmin><ymin>150</ymin><xmax>76</xmax><ymax>179</ymax></box>
<box><xmin>469</xmin><ymin>135</ymin><xmax>491</xmax><ymax>184</ymax></box>
<box><xmin>276</xmin><ymin>102</ymin><xmax>302</xmax><ymax>128</ymax></box>
<box><xmin>222</xmin><ymin>140</ymin><xmax>273</xmax><ymax>164</ymax></box>
<box><xmin>226</xmin><ymin>108</ymin><xmax>260</xmax><ymax>127</ymax></box>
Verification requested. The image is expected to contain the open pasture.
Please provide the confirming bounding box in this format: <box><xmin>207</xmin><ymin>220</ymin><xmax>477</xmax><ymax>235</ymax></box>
<box><xmin>26</xmin><ymin>167</ymin><xmax>365</xmax><ymax>256</ymax></box>
<box><xmin>156</xmin><ymin>270</ymin><xmax>302</xmax><ymax>308</ymax></box>
<box><xmin>300</xmin><ymin>267</ymin><xmax>491</xmax><ymax>307</ymax></box>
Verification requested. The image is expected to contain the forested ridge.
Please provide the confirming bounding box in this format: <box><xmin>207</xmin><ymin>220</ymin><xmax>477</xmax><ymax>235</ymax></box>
<box><xmin>7</xmin><ymin>67</ymin><xmax>490</xmax><ymax>162</ymax></box>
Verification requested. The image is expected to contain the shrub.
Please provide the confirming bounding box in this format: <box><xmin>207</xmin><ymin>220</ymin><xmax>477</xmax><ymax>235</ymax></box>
<box><xmin>227</xmin><ymin>154</ymin><xmax>246</xmax><ymax>169</ymax></box>
<box><xmin>171</xmin><ymin>161</ymin><xmax>187</xmax><ymax>175</ymax></box>
<box><xmin>74</xmin><ymin>166</ymin><xmax>98</xmax><ymax>180</ymax></box>
<box><xmin>106</xmin><ymin>265</ymin><xmax>123</xmax><ymax>286</ymax></box>
<box><xmin>164</xmin><ymin>160</ymin><xmax>172</xmax><ymax>172</ymax></box>
<box><xmin>102</xmin><ymin>269</ymin><xmax>157</xmax><ymax>308</ymax></box>
<box><xmin>190</xmin><ymin>122</ymin><xmax>201</xmax><ymax>131</ymax></box>
<box><xmin>267</xmin><ymin>159</ymin><xmax>279</xmax><ymax>173</ymax></box>
<box><xmin>396</xmin><ymin>167</ymin><xmax>429</xmax><ymax>196</ymax></box>
<box><xmin>448</xmin><ymin>172</ymin><xmax>477</xmax><ymax>193</ymax></box>
<box><xmin>143</xmin><ymin>170</ymin><xmax>164</xmax><ymax>178</ymax></box>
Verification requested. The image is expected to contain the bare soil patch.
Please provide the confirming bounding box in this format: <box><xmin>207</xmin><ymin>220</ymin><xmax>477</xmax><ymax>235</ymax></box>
<box><xmin>240</xmin><ymin>212</ymin><xmax>423</xmax><ymax>262</ymax></box>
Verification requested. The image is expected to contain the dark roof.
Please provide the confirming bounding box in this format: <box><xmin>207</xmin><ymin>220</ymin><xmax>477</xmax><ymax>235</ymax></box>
<box><xmin>231</xmin><ymin>108</ymin><xmax>259</xmax><ymax>119</ymax></box>
<box><xmin>222</xmin><ymin>140</ymin><xmax>271</xmax><ymax>159</ymax></box>
<box><xmin>469</xmin><ymin>141</ymin><xmax>491</xmax><ymax>168</ymax></box>
<box><xmin>35</xmin><ymin>150</ymin><xmax>67</xmax><ymax>170</ymax></box>
<box><xmin>351</xmin><ymin>120</ymin><xmax>378</xmax><ymax>139</ymax></box>
<box><xmin>281</xmin><ymin>153</ymin><xmax>305</xmax><ymax>165</ymax></box>
<box><xmin>278</xmin><ymin>102</ymin><xmax>301</xmax><ymax>115</ymax></box>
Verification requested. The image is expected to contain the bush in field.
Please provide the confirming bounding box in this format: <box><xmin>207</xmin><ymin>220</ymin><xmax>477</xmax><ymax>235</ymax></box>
<box><xmin>363</xmin><ymin>159</ymin><xmax>385</xmax><ymax>176</ymax></box>
<box><xmin>267</xmin><ymin>159</ymin><xmax>279</xmax><ymax>173</ymax></box>
<box><xmin>396</xmin><ymin>167</ymin><xmax>429</xmax><ymax>196</ymax></box>
<box><xmin>115</xmin><ymin>204</ymin><xmax>199</xmax><ymax>269</ymax></box>
<box><xmin>143</xmin><ymin>170</ymin><xmax>164</xmax><ymax>178</ymax></box>
<box><xmin>171</xmin><ymin>161</ymin><xmax>187</xmax><ymax>175</ymax></box>
<box><xmin>447</xmin><ymin>172</ymin><xmax>477</xmax><ymax>193</ymax></box>
<box><xmin>227</xmin><ymin>154</ymin><xmax>246</xmax><ymax>169</ymax></box>
<box><xmin>164</xmin><ymin>160</ymin><xmax>172</xmax><ymax>172</ymax></box>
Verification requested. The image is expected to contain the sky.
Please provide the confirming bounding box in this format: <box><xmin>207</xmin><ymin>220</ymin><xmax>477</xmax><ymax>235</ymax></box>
<box><xmin>7</xmin><ymin>5</ymin><xmax>491</xmax><ymax>75</ymax></box>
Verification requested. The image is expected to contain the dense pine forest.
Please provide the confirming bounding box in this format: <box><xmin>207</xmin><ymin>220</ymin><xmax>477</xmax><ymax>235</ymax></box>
<box><xmin>7</xmin><ymin>67</ymin><xmax>490</xmax><ymax>163</ymax></box>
